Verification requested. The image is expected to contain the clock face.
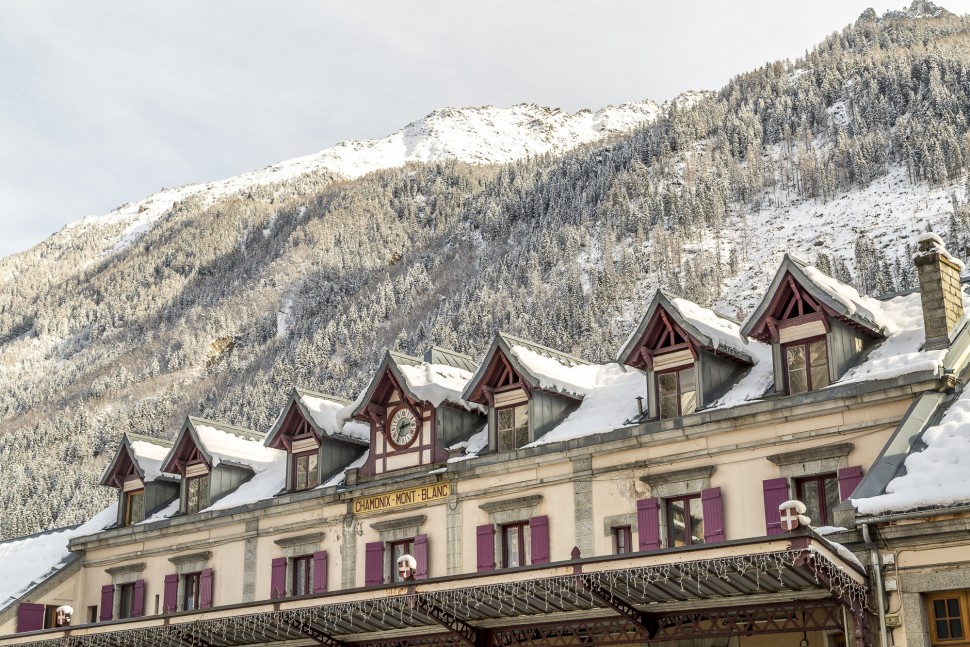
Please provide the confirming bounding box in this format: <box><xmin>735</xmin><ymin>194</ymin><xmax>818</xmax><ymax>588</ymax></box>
<box><xmin>387</xmin><ymin>407</ymin><xmax>419</xmax><ymax>448</ymax></box>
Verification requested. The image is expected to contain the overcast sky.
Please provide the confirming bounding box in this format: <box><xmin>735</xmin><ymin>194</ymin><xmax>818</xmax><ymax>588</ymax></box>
<box><xmin>3</xmin><ymin>1</ymin><xmax>970</xmax><ymax>259</ymax></box>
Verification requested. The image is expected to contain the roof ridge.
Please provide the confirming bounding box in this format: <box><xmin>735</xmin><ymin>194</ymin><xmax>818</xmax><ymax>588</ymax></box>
<box><xmin>388</xmin><ymin>349</ymin><xmax>422</xmax><ymax>366</ymax></box>
<box><xmin>125</xmin><ymin>433</ymin><xmax>174</xmax><ymax>447</ymax></box>
<box><xmin>294</xmin><ymin>387</ymin><xmax>352</xmax><ymax>405</ymax></box>
<box><xmin>188</xmin><ymin>416</ymin><xmax>265</xmax><ymax>440</ymax></box>
<box><xmin>499</xmin><ymin>332</ymin><xmax>590</xmax><ymax>367</ymax></box>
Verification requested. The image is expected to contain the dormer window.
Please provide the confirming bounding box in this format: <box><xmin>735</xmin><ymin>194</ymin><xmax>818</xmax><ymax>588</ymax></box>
<box><xmin>657</xmin><ymin>365</ymin><xmax>697</xmax><ymax>418</ymax></box>
<box><xmin>123</xmin><ymin>486</ymin><xmax>145</xmax><ymax>526</ymax></box>
<box><xmin>292</xmin><ymin>450</ymin><xmax>319</xmax><ymax>491</ymax></box>
<box><xmin>741</xmin><ymin>257</ymin><xmax>887</xmax><ymax>398</ymax></box>
<box><xmin>186</xmin><ymin>470</ymin><xmax>210</xmax><ymax>514</ymax></box>
<box><xmin>784</xmin><ymin>338</ymin><xmax>830</xmax><ymax>394</ymax></box>
<box><xmin>497</xmin><ymin>404</ymin><xmax>529</xmax><ymax>451</ymax></box>
<box><xmin>620</xmin><ymin>291</ymin><xmax>753</xmax><ymax>421</ymax></box>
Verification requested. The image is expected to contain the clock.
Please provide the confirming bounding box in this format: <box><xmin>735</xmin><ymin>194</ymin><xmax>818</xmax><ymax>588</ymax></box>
<box><xmin>387</xmin><ymin>407</ymin><xmax>419</xmax><ymax>448</ymax></box>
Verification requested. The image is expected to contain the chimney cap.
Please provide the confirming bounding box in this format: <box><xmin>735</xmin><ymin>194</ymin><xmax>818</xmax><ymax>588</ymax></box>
<box><xmin>917</xmin><ymin>232</ymin><xmax>946</xmax><ymax>251</ymax></box>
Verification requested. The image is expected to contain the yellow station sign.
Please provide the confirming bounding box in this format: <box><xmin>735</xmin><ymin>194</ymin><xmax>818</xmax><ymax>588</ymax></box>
<box><xmin>353</xmin><ymin>482</ymin><xmax>451</xmax><ymax>515</ymax></box>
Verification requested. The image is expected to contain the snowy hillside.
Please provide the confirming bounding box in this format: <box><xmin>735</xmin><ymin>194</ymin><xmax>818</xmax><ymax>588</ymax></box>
<box><xmin>22</xmin><ymin>101</ymin><xmax>661</xmax><ymax>267</ymax></box>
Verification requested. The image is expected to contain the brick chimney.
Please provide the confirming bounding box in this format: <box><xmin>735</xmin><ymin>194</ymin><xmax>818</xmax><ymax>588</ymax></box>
<box><xmin>914</xmin><ymin>233</ymin><xmax>966</xmax><ymax>350</ymax></box>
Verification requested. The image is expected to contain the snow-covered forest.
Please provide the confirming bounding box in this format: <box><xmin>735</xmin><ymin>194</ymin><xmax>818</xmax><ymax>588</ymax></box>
<box><xmin>2</xmin><ymin>1</ymin><xmax>970</xmax><ymax>539</ymax></box>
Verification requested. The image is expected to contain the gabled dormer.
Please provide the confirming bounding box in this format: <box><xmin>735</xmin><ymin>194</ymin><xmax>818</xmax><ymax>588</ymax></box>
<box><xmin>741</xmin><ymin>255</ymin><xmax>887</xmax><ymax>396</ymax></box>
<box><xmin>99</xmin><ymin>434</ymin><xmax>180</xmax><ymax>527</ymax></box>
<box><xmin>618</xmin><ymin>290</ymin><xmax>754</xmax><ymax>420</ymax></box>
<box><xmin>264</xmin><ymin>388</ymin><xmax>369</xmax><ymax>493</ymax></box>
<box><xmin>160</xmin><ymin>417</ymin><xmax>281</xmax><ymax>515</ymax></box>
<box><xmin>463</xmin><ymin>333</ymin><xmax>589</xmax><ymax>453</ymax></box>
<box><xmin>353</xmin><ymin>347</ymin><xmax>484</xmax><ymax>478</ymax></box>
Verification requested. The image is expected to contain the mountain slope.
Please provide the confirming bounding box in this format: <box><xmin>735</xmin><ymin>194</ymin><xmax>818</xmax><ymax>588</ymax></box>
<box><xmin>2</xmin><ymin>2</ymin><xmax>970</xmax><ymax>539</ymax></box>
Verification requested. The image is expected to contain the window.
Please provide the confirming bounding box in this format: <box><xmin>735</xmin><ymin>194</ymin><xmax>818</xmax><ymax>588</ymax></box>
<box><xmin>784</xmin><ymin>338</ymin><xmax>830</xmax><ymax>394</ymax></box>
<box><xmin>292</xmin><ymin>555</ymin><xmax>313</xmax><ymax>596</ymax></box>
<box><xmin>502</xmin><ymin>522</ymin><xmax>528</xmax><ymax>568</ymax></box>
<box><xmin>88</xmin><ymin>606</ymin><xmax>98</xmax><ymax>624</ymax></box>
<box><xmin>657</xmin><ymin>366</ymin><xmax>697</xmax><ymax>418</ymax></box>
<box><xmin>614</xmin><ymin>526</ymin><xmax>632</xmax><ymax>554</ymax></box>
<box><xmin>124</xmin><ymin>489</ymin><xmax>145</xmax><ymax>526</ymax></box>
<box><xmin>186</xmin><ymin>474</ymin><xmax>209</xmax><ymax>514</ymax></box>
<box><xmin>796</xmin><ymin>474</ymin><xmax>839</xmax><ymax>527</ymax></box>
<box><xmin>390</xmin><ymin>539</ymin><xmax>414</xmax><ymax>583</ymax></box>
<box><xmin>183</xmin><ymin>573</ymin><xmax>201</xmax><ymax>611</ymax></box>
<box><xmin>666</xmin><ymin>494</ymin><xmax>704</xmax><ymax>547</ymax></box>
<box><xmin>118</xmin><ymin>583</ymin><xmax>136</xmax><ymax>620</ymax></box>
<box><xmin>928</xmin><ymin>591</ymin><xmax>970</xmax><ymax>645</ymax></box>
<box><xmin>497</xmin><ymin>404</ymin><xmax>529</xmax><ymax>451</ymax></box>
<box><xmin>292</xmin><ymin>451</ymin><xmax>319</xmax><ymax>491</ymax></box>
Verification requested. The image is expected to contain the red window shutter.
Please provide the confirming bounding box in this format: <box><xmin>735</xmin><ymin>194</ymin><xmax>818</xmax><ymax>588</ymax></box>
<box><xmin>100</xmin><ymin>584</ymin><xmax>115</xmax><ymax>621</ymax></box>
<box><xmin>132</xmin><ymin>579</ymin><xmax>145</xmax><ymax>618</ymax></box>
<box><xmin>199</xmin><ymin>568</ymin><xmax>214</xmax><ymax>609</ymax></box>
<box><xmin>636</xmin><ymin>498</ymin><xmax>660</xmax><ymax>551</ymax></box>
<box><xmin>414</xmin><ymin>534</ymin><xmax>429</xmax><ymax>579</ymax></box>
<box><xmin>763</xmin><ymin>478</ymin><xmax>791</xmax><ymax>536</ymax></box>
<box><xmin>312</xmin><ymin>551</ymin><xmax>328</xmax><ymax>594</ymax></box>
<box><xmin>163</xmin><ymin>574</ymin><xmax>178</xmax><ymax>613</ymax></box>
<box><xmin>530</xmin><ymin>516</ymin><xmax>550</xmax><ymax>564</ymax></box>
<box><xmin>701</xmin><ymin>487</ymin><xmax>725</xmax><ymax>543</ymax></box>
<box><xmin>270</xmin><ymin>557</ymin><xmax>287</xmax><ymax>599</ymax></box>
<box><xmin>838</xmin><ymin>466</ymin><xmax>864</xmax><ymax>501</ymax></box>
<box><xmin>476</xmin><ymin>525</ymin><xmax>495</xmax><ymax>572</ymax></box>
<box><xmin>365</xmin><ymin>542</ymin><xmax>385</xmax><ymax>586</ymax></box>
<box><xmin>17</xmin><ymin>602</ymin><xmax>45</xmax><ymax>633</ymax></box>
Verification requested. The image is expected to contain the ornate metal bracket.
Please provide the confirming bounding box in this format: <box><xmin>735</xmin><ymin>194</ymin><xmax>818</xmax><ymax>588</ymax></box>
<box><xmin>415</xmin><ymin>595</ymin><xmax>479</xmax><ymax>647</ymax></box>
<box><xmin>581</xmin><ymin>574</ymin><xmax>659</xmax><ymax>638</ymax></box>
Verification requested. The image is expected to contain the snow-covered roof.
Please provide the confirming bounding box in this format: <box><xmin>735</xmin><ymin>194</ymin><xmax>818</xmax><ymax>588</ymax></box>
<box><xmin>0</xmin><ymin>504</ymin><xmax>117</xmax><ymax>613</ymax></box>
<box><xmin>264</xmin><ymin>388</ymin><xmax>370</xmax><ymax>448</ymax></box>
<box><xmin>162</xmin><ymin>417</ymin><xmax>281</xmax><ymax>474</ymax></box>
<box><xmin>741</xmin><ymin>254</ymin><xmax>889</xmax><ymax>341</ymax></box>
<box><xmin>462</xmin><ymin>332</ymin><xmax>593</xmax><ymax>402</ymax></box>
<box><xmin>98</xmin><ymin>434</ymin><xmax>174</xmax><ymax>487</ymax></box>
<box><xmin>354</xmin><ymin>350</ymin><xmax>484</xmax><ymax>415</ymax></box>
<box><xmin>617</xmin><ymin>289</ymin><xmax>753</xmax><ymax>366</ymax></box>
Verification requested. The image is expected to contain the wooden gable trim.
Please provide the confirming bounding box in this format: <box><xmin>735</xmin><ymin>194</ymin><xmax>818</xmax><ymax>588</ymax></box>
<box><xmin>468</xmin><ymin>347</ymin><xmax>530</xmax><ymax>405</ymax></box>
<box><xmin>163</xmin><ymin>428</ymin><xmax>210</xmax><ymax>476</ymax></box>
<box><xmin>626</xmin><ymin>305</ymin><xmax>696</xmax><ymax>371</ymax></box>
<box><xmin>103</xmin><ymin>447</ymin><xmax>140</xmax><ymax>489</ymax></box>
<box><xmin>266</xmin><ymin>401</ymin><xmax>319</xmax><ymax>451</ymax></box>
<box><xmin>750</xmin><ymin>271</ymin><xmax>830</xmax><ymax>343</ymax></box>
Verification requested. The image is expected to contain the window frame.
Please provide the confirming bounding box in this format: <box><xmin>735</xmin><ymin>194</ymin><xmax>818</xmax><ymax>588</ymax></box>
<box><xmin>782</xmin><ymin>335</ymin><xmax>830</xmax><ymax>395</ymax></box>
<box><xmin>795</xmin><ymin>473</ymin><xmax>840</xmax><ymax>527</ymax></box>
<box><xmin>927</xmin><ymin>591</ymin><xmax>970</xmax><ymax>645</ymax></box>
<box><xmin>496</xmin><ymin>403</ymin><xmax>529</xmax><ymax>452</ymax></box>
<box><xmin>124</xmin><ymin>489</ymin><xmax>145</xmax><ymax>526</ymax></box>
<box><xmin>292</xmin><ymin>555</ymin><xmax>314</xmax><ymax>597</ymax></box>
<box><xmin>665</xmin><ymin>493</ymin><xmax>704</xmax><ymax>548</ymax></box>
<box><xmin>501</xmin><ymin>522</ymin><xmax>528</xmax><ymax>568</ymax></box>
<box><xmin>613</xmin><ymin>526</ymin><xmax>632</xmax><ymax>555</ymax></box>
<box><xmin>182</xmin><ymin>572</ymin><xmax>201</xmax><ymax>612</ymax></box>
<box><xmin>185</xmin><ymin>473</ymin><xmax>210</xmax><ymax>515</ymax></box>
<box><xmin>655</xmin><ymin>364</ymin><xmax>697</xmax><ymax>419</ymax></box>
<box><xmin>118</xmin><ymin>582</ymin><xmax>136</xmax><ymax>620</ymax></box>
<box><xmin>291</xmin><ymin>450</ymin><xmax>319</xmax><ymax>492</ymax></box>
<box><xmin>389</xmin><ymin>538</ymin><xmax>415</xmax><ymax>583</ymax></box>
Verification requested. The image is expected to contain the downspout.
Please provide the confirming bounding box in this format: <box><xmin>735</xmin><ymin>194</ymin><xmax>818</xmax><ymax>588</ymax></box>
<box><xmin>862</xmin><ymin>523</ymin><xmax>889</xmax><ymax>647</ymax></box>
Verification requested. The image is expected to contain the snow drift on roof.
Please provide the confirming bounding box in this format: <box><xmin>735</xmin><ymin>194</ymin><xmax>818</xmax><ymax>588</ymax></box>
<box><xmin>510</xmin><ymin>345</ymin><xmax>619</xmax><ymax>399</ymax></box>
<box><xmin>299</xmin><ymin>392</ymin><xmax>369</xmax><ymax>442</ymax></box>
<box><xmin>129</xmin><ymin>440</ymin><xmax>171</xmax><ymax>482</ymax></box>
<box><xmin>669</xmin><ymin>297</ymin><xmax>750</xmax><ymax>359</ymax></box>
<box><xmin>396</xmin><ymin>362</ymin><xmax>485</xmax><ymax>412</ymax></box>
<box><xmin>525</xmin><ymin>364</ymin><xmax>644</xmax><ymax>446</ymax></box>
<box><xmin>192</xmin><ymin>422</ymin><xmax>281</xmax><ymax>471</ymax></box>
<box><xmin>204</xmin><ymin>453</ymin><xmax>287</xmax><ymax>511</ymax></box>
<box><xmin>801</xmin><ymin>266</ymin><xmax>889</xmax><ymax>331</ymax></box>
<box><xmin>0</xmin><ymin>504</ymin><xmax>117</xmax><ymax>611</ymax></box>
